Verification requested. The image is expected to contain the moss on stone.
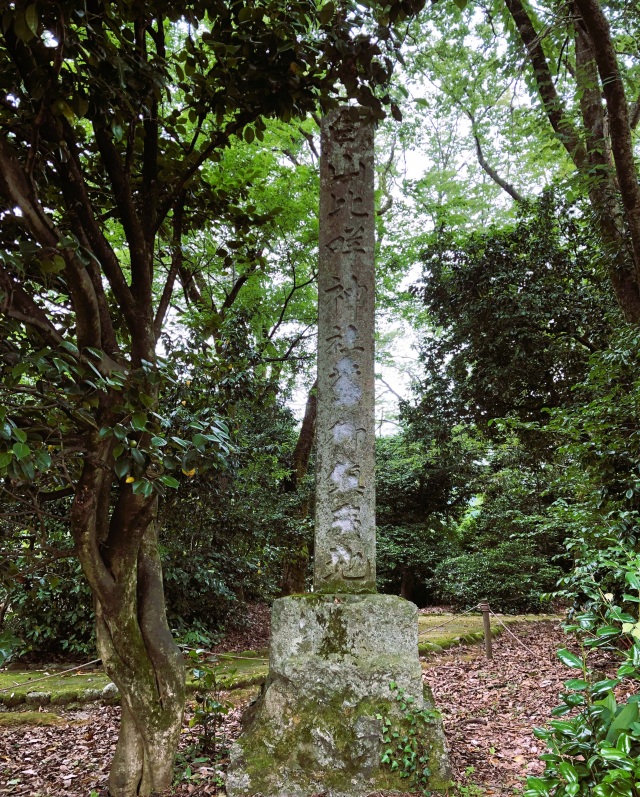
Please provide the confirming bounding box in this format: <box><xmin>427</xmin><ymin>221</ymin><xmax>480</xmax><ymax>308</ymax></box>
<box><xmin>0</xmin><ymin>670</ymin><xmax>110</xmax><ymax>706</ymax></box>
<box><xmin>233</xmin><ymin>683</ymin><xmax>450</xmax><ymax>796</ymax></box>
<box><xmin>317</xmin><ymin>605</ymin><xmax>351</xmax><ymax>657</ymax></box>
<box><xmin>418</xmin><ymin>642</ymin><xmax>444</xmax><ymax>655</ymax></box>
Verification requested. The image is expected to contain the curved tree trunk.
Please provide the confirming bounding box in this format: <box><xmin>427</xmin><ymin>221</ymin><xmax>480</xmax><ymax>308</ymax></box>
<box><xmin>72</xmin><ymin>449</ymin><xmax>185</xmax><ymax>797</ymax></box>
<box><xmin>97</xmin><ymin>524</ymin><xmax>185</xmax><ymax>797</ymax></box>
<box><xmin>504</xmin><ymin>0</ymin><xmax>640</xmax><ymax>324</ymax></box>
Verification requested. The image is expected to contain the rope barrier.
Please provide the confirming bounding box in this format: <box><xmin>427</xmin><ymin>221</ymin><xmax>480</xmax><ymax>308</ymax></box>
<box><xmin>0</xmin><ymin>607</ymin><xmax>551</xmax><ymax>694</ymax></box>
<box><xmin>417</xmin><ymin>604</ymin><xmax>482</xmax><ymax>637</ymax></box>
<box><xmin>0</xmin><ymin>658</ymin><xmax>102</xmax><ymax>693</ymax></box>
<box><xmin>488</xmin><ymin>609</ymin><xmax>542</xmax><ymax>658</ymax></box>
<box><xmin>418</xmin><ymin>603</ymin><xmax>553</xmax><ymax>663</ymax></box>
<box><xmin>208</xmin><ymin>653</ymin><xmax>268</xmax><ymax>663</ymax></box>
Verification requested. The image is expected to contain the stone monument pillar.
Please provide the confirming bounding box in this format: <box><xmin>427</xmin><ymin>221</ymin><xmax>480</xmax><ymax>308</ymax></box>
<box><xmin>315</xmin><ymin>107</ymin><xmax>376</xmax><ymax>595</ymax></box>
<box><xmin>226</xmin><ymin>108</ymin><xmax>450</xmax><ymax>797</ymax></box>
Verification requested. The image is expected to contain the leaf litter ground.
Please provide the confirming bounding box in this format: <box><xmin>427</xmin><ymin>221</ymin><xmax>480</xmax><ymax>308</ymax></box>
<box><xmin>0</xmin><ymin>618</ymin><xmax>612</xmax><ymax>796</ymax></box>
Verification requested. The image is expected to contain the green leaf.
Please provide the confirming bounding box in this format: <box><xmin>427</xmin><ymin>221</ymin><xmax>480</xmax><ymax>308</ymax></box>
<box><xmin>33</xmin><ymin>450</ymin><xmax>52</xmax><ymax>470</ymax></box>
<box><xmin>592</xmin><ymin>679</ymin><xmax>621</xmax><ymax>695</ymax></box>
<box><xmin>318</xmin><ymin>2</ymin><xmax>335</xmax><ymax>24</ymax></box>
<box><xmin>131</xmin><ymin>412</ymin><xmax>148</xmax><ymax>431</ymax></box>
<box><xmin>0</xmin><ymin>451</ymin><xmax>12</xmax><ymax>468</ymax></box>
<box><xmin>114</xmin><ymin>459</ymin><xmax>130</xmax><ymax>479</ymax></box>
<box><xmin>557</xmin><ymin>648</ymin><xmax>584</xmax><ymax>669</ymax></box>
<box><xmin>625</xmin><ymin>572</ymin><xmax>640</xmax><ymax>591</ymax></box>
<box><xmin>14</xmin><ymin>9</ymin><xmax>35</xmax><ymax>41</ymax></box>
<box><xmin>564</xmin><ymin>679</ymin><xmax>589</xmax><ymax>690</ymax></box>
<box><xmin>606</xmin><ymin>702</ymin><xmax>639</xmax><ymax>743</ymax></box>
<box><xmin>599</xmin><ymin>747</ymin><xmax>633</xmax><ymax>768</ymax></box>
<box><xmin>53</xmin><ymin>99</ymin><xmax>76</xmax><ymax>126</ymax></box>
<box><xmin>558</xmin><ymin>762</ymin><xmax>579</xmax><ymax>784</ymax></box>
<box><xmin>13</xmin><ymin>428</ymin><xmax>27</xmax><ymax>443</ymax></box>
<box><xmin>25</xmin><ymin>4</ymin><xmax>38</xmax><ymax>35</ymax></box>
<box><xmin>525</xmin><ymin>777</ymin><xmax>550</xmax><ymax>795</ymax></box>
<box><xmin>192</xmin><ymin>433</ymin><xmax>206</xmax><ymax>449</ymax></box>
<box><xmin>132</xmin><ymin>479</ymin><xmax>153</xmax><ymax>497</ymax></box>
<box><xmin>12</xmin><ymin>442</ymin><xmax>30</xmax><ymax>460</ymax></box>
<box><xmin>160</xmin><ymin>474</ymin><xmax>180</xmax><ymax>489</ymax></box>
<box><xmin>20</xmin><ymin>459</ymin><xmax>35</xmax><ymax>480</ymax></box>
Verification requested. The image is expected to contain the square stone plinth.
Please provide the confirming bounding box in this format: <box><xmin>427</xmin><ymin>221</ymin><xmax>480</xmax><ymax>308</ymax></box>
<box><xmin>226</xmin><ymin>594</ymin><xmax>450</xmax><ymax>797</ymax></box>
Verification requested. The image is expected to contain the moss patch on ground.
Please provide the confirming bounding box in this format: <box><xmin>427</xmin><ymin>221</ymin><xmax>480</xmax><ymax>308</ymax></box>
<box><xmin>0</xmin><ymin>652</ymin><xmax>269</xmax><ymax>707</ymax></box>
<box><xmin>187</xmin><ymin>652</ymin><xmax>268</xmax><ymax>691</ymax></box>
<box><xmin>417</xmin><ymin>612</ymin><xmax>561</xmax><ymax>654</ymax></box>
<box><xmin>0</xmin><ymin>669</ymin><xmax>109</xmax><ymax>706</ymax></box>
<box><xmin>0</xmin><ymin>710</ymin><xmax>70</xmax><ymax>727</ymax></box>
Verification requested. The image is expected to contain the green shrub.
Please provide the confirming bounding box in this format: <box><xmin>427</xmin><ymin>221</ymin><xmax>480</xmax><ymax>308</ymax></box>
<box><xmin>433</xmin><ymin>542</ymin><xmax>561</xmax><ymax>613</ymax></box>
<box><xmin>6</xmin><ymin>556</ymin><xmax>95</xmax><ymax>658</ymax></box>
<box><xmin>376</xmin><ymin>522</ymin><xmax>453</xmax><ymax>601</ymax></box>
<box><xmin>163</xmin><ymin>550</ymin><xmax>244</xmax><ymax>634</ymax></box>
<box><xmin>527</xmin><ymin>569</ymin><xmax>640</xmax><ymax>797</ymax></box>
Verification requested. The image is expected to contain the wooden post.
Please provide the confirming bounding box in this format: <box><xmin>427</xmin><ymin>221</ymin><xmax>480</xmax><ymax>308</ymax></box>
<box><xmin>479</xmin><ymin>601</ymin><xmax>493</xmax><ymax>660</ymax></box>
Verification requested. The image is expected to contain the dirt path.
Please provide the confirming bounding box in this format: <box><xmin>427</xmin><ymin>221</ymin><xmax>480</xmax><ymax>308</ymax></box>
<box><xmin>0</xmin><ymin>618</ymin><xmax>588</xmax><ymax>796</ymax></box>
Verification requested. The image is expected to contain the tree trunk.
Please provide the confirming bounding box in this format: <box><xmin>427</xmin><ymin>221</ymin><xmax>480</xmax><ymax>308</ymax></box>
<box><xmin>281</xmin><ymin>546</ymin><xmax>310</xmax><ymax>596</ymax></box>
<box><xmin>280</xmin><ymin>380</ymin><xmax>317</xmax><ymax>596</ymax></box>
<box><xmin>72</xmin><ymin>451</ymin><xmax>185</xmax><ymax>797</ymax></box>
<box><xmin>400</xmin><ymin>567</ymin><xmax>414</xmax><ymax>601</ymax></box>
<box><xmin>505</xmin><ymin>0</ymin><xmax>640</xmax><ymax>324</ymax></box>
<box><xmin>96</xmin><ymin>524</ymin><xmax>185</xmax><ymax>796</ymax></box>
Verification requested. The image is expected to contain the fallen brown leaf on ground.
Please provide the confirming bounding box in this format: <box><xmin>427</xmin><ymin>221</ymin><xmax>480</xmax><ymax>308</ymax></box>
<box><xmin>0</xmin><ymin>616</ymin><xmax>620</xmax><ymax>797</ymax></box>
<box><xmin>422</xmin><ymin>619</ymin><xmax>622</xmax><ymax>795</ymax></box>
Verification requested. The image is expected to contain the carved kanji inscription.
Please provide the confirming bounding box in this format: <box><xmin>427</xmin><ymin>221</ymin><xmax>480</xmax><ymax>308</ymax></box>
<box><xmin>315</xmin><ymin>107</ymin><xmax>376</xmax><ymax>593</ymax></box>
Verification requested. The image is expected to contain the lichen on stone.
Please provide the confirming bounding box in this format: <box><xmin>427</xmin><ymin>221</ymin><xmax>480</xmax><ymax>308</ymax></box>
<box><xmin>227</xmin><ymin>594</ymin><xmax>451</xmax><ymax>797</ymax></box>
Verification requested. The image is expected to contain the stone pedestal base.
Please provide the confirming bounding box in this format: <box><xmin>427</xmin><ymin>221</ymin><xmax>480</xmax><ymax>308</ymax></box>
<box><xmin>226</xmin><ymin>594</ymin><xmax>450</xmax><ymax>797</ymax></box>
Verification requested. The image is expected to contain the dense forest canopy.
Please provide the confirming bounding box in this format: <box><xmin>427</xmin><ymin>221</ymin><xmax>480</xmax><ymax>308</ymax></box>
<box><xmin>1</xmin><ymin>0</ymin><xmax>639</xmax><ymax>793</ymax></box>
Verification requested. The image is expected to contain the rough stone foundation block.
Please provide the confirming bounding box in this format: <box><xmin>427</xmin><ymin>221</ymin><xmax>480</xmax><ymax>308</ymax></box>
<box><xmin>226</xmin><ymin>594</ymin><xmax>450</xmax><ymax>797</ymax></box>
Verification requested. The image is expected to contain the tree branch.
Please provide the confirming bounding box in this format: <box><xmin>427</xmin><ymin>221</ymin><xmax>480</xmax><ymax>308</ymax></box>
<box><xmin>92</xmin><ymin>125</ymin><xmax>151</xmax><ymax>301</ymax></box>
<box><xmin>574</xmin><ymin>0</ymin><xmax>640</xmax><ymax>283</ymax></box>
<box><xmin>504</xmin><ymin>0</ymin><xmax>587</xmax><ymax>170</ymax></box>
<box><xmin>154</xmin><ymin>197</ymin><xmax>185</xmax><ymax>339</ymax></box>
<box><xmin>472</xmin><ymin>131</ymin><xmax>525</xmax><ymax>202</ymax></box>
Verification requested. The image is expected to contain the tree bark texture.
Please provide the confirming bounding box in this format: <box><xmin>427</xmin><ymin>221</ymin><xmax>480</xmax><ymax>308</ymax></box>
<box><xmin>280</xmin><ymin>380</ymin><xmax>317</xmax><ymax>596</ymax></box>
<box><xmin>72</xmin><ymin>454</ymin><xmax>185</xmax><ymax>797</ymax></box>
<box><xmin>504</xmin><ymin>0</ymin><xmax>640</xmax><ymax>323</ymax></box>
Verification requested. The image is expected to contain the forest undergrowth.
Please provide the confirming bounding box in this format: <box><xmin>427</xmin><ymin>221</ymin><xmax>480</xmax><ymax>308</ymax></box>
<box><xmin>1</xmin><ymin>618</ymin><xmax>618</xmax><ymax>797</ymax></box>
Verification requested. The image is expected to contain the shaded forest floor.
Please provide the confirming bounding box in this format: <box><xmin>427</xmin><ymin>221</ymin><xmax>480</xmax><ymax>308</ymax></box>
<box><xmin>0</xmin><ymin>615</ymin><xmax>607</xmax><ymax>797</ymax></box>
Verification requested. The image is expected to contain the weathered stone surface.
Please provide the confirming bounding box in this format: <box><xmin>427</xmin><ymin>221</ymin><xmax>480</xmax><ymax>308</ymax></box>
<box><xmin>226</xmin><ymin>595</ymin><xmax>451</xmax><ymax>797</ymax></box>
<box><xmin>78</xmin><ymin>688</ymin><xmax>102</xmax><ymax>703</ymax></box>
<box><xmin>102</xmin><ymin>682</ymin><xmax>120</xmax><ymax>703</ymax></box>
<box><xmin>227</xmin><ymin>109</ymin><xmax>451</xmax><ymax>796</ymax></box>
<box><xmin>315</xmin><ymin>108</ymin><xmax>376</xmax><ymax>594</ymax></box>
<box><xmin>25</xmin><ymin>691</ymin><xmax>51</xmax><ymax>706</ymax></box>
